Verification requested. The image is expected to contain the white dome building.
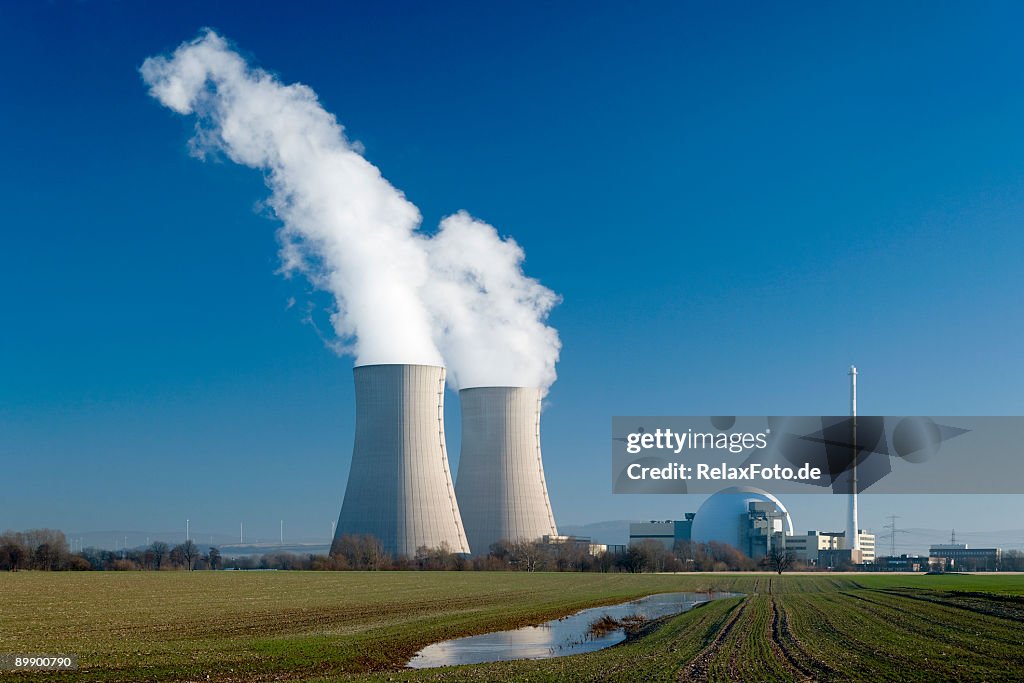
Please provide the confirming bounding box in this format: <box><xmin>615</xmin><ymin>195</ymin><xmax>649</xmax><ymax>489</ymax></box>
<box><xmin>690</xmin><ymin>486</ymin><xmax>793</xmax><ymax>559</ymax></box>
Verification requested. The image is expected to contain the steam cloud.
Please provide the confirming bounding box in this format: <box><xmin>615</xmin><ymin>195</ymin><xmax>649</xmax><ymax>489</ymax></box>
<box><xmin>141</xmin><ymin>30</ymin><xmax>559</xmax><ymax>390</ymax></box>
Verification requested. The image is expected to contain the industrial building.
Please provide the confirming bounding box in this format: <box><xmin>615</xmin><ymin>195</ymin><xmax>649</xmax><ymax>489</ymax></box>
<box><xmin>628</xmin><ymin>515</ymin><xmax>694</xmax><ymax>550</ymax></box>
<box><xmin>854</xmin><ymin>531</ymin><xmax>876</xmax><ymax>562</ymax></box>
<box><xmin>787</xmin><ymin>530</ymin><xmax>843</xmax><ymax>564</ymax></box>
<box><xmin>629</xmin><ymin>488</ymin><xmax>793</xmax><ymax>560</ymax></box>
<box><xmin>541</xmin><ymin>535</ymin><xmax>616</xmax><ymax>556</ymax></box>
<box><xmin>865</xmin><ymin>554</ymin><xmax>934</xmax><ymax>572</ymax></box>
<box><xmin>789</xmin><ymin>530</ymin><xmax>875</xmax><ymax>565</ymax></box>
<box><xmin>786</xmin><ymin>528</ymin><xmax>876</xmax><ymax>565</ymax></box>
<box><xmin>333</xmin><ymin>364</ymin><xmax>879</xmax><ymax>563</ymax></box>
<box><xmin>454</xmin><ymin>387</ymin><xmax>558</xmax><ymax>554</ymax></box>
<box><xmin>689</xmin><ymin>486</ymin><xmax>793</xmax><ymax>560</ymax></box>
<box><xmin>625</xmin><ymin>369</ymin><xmax>878</xmax><ymax>567</ymax></box>
<box><xmin>626</xmin><ymin>495</ymin><xmax>875</xmax><ymax>567</ymax></box>
<box><xmin>929</xmin><ymin>543</ymin><xmax>1002</xmax><ymax>571</ymax></box>
<box><xmin>628</xmin><ymin>488</ymin><xmax>877</xmax><ymax>566</ymax></box>
<box><xmin>333</xmin><ymin>364</ymin><xmax>470</xmax><ymax>557</ymax></box>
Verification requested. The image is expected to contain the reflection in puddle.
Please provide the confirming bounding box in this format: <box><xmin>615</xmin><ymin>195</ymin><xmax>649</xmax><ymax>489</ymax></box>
<box><xmin>408</xmin><ymin>591</ymin><xmax>740</xmax><ymax>668</ymax></box>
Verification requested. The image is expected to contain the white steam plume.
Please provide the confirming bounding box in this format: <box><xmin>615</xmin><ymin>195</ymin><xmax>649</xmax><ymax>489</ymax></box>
<box><xmin>141</xmin><ymin>30</ymin><xmax>560</xmax><ymax>390</ymax></box>
<box><xmin>141</xmin><ymin>30</ymin><xmax>440</xmax><ymax>367</ymax></box>
<box><xmin>425</xmin><ymin>211</ymin><xmax>560</xmax><ymax>390</ymax></box>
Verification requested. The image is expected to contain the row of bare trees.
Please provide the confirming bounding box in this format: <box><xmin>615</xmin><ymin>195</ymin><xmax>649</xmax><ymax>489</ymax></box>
<box><xmin>1</xmin><ymin>530</ymin><xmax>79</xmax><ymax>571</ymax></box>
<box><xmin>615</xmin><ymin>540</ymin><xmax>775</xmax><ymax>573</ymax></box>
<box><xmin>25</xmin><ymin>528</ymin><xmax>1024</xmax><ymax>574</ymax></box>
<box><xmin>0</xmin><ymin>530</ymin><xmax>224</xmax><ymax>571</ymax></box>
<box><xmin>316</xmin><ymin>536</ymin><xmax>618</xmax><ymax>572</ymax></box>
<box><xmin>1</xmin><ymin>528</ymin><xmax>781</xmax><ymax>573</ymax></box>
<box><xmin>75</xmin><ymin>540</ymin><xmax>220</xmax><ymax>571</ymax></box>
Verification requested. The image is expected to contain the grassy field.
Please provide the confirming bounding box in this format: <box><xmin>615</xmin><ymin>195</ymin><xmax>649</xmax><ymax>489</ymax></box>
<box><xmin>1</xmin><ymin>571</ymin><xmax>1022</xmax><ymax>682</ymax></box>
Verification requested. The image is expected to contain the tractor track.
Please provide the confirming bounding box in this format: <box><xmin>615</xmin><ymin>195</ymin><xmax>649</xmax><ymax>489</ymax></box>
<box><xmin>677</xmin><ymin>597</ymin><xmax>749</xmax><ymax>682</ymax></box>
<box><xmin>769</xmin><ymin>596</ymin><xmax>843</xmax><ymax>682</ymax></box>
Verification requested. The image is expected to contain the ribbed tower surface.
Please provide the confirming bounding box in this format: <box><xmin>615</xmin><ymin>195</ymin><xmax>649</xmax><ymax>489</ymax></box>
<box><xmin>455</xmin><ymin>386</ymin><xmax>558</xmax><ymax>554</ymax></box>
<box><xmin>334</xmin><ymin>364</ymin><xmax>469</xmax><ymax>557</ymax></box>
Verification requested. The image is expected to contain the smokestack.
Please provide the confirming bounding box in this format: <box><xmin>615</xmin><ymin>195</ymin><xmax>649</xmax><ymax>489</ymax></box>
<box><xmin>334</xmin><ymin>364</ymin><xmax>469</xmax><ymax>556</ymax></box>
<box><xmin>455</xmin><ymin>387</ymin><xmax>558</xmax><ymax>554</ymax></box>
<box><xmin>847</xmin><ymin>365</ymin><xmax>861</xmax><ymax>551</ymax></box>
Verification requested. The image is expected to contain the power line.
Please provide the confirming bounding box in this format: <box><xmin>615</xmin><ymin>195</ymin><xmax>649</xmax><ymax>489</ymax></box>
<box><xmin>882</xmin><ymin>514</ymin><xmax>910</xmax><ymax>556</ymax></box>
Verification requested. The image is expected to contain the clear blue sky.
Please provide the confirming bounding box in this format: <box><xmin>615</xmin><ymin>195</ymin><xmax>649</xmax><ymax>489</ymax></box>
<box><xmin>2</xmin><ymin>2</ymin><xmax>1022</xmax><ymax>547</ymax></box>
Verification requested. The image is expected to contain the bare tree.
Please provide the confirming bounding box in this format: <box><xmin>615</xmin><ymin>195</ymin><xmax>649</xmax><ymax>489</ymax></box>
<box><xmin>330</xmin><ymin>534</ymin><xmax>388</xmax><ymax>570</ymax></box>
<box><xmin>617</xmin><ymin>546</ymin><xmax>648</xmax><ymax>573</ymax></box>
<box><xmin>510</xmin><ymin>540</ymin><xmax>547</xmax><ymax>572</ymax></box>
<box><xmin>149</xmin><ymin>541</ymin><xmax>169</xmax><ymax>570</ymax></box>
<box><xmin>361</xmin><ymin>536</ymin><xmax>388</xmax><ymax>570</ymax></box>
<box><xmin>33</xmin><ymin>543</ymin><xmax>60</xmax><ymax>570</ymax></box>
<box><xmin>1</xmin><ymin>541</ymin><xmax>26</xmax><ymax>571</ymax></box>
<box><xmin>414</xmin><ymin>543</ymin><xmax>458</xmax><ymax>570</ymax></box>
<box><xmin>1004</xmin><ymin>550</ymin><xmax>1024</xmax><ymax>572</ymax></box>
<box><xmin>765</xmin><ymin>547</ymin><xmax>795</xmax><ymax>575</ymax></box>
<box><xmin>175</xmin><ymin>539</ymin><xmax>199</xmax><ymax>571</ymax></box>
<box><xmin>207</xmin><ymin>547</ymin><xmax>221</xmax><ymax>570</ymax></box>
<box><xmin>4</xmin><ymin>529</ymin><xmax>70</xmax><ymax>570</ymax></box>
<box><xmin>551</xmin><ymin>542</ymin><xmax>589</xmax><ymax>571</ymax></box>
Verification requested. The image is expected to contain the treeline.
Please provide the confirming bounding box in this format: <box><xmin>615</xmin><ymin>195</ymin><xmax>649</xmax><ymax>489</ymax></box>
<box><xmin>1</xmin><ymin>529</ymin><xmax>763</xmax><ymax>573</ymax></box>
<box><xmin>8</xmin><ymin>529</ymin><xmax>1023</xmax><ymax>573</ymax></box>
<box><xmin>232</xmin><ymin>537</ymin><xmax>772</xmax><ymax>573</ymax></box>
<box><xmin>0</xmin><ymin>530</ymin><xmax>84</xmax><ymax>571</ymax></box>
<box><xmin>218</xmin><ymin>537</ymin><xmax>621</xmax><ymax>572</ymax></box>
<box><xmin>0</xmin><ymin>530</ymin><xmax>219</xmax><ymax>571</ymax></box>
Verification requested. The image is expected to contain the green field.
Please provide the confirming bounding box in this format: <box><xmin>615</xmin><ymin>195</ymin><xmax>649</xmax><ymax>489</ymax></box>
<box><xmin>2</xmin><ymin>572</ymin><xmax>1022</xmax><ymax>682</ymax></box>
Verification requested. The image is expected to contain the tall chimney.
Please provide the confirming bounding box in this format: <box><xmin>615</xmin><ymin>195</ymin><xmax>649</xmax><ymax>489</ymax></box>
<box><xmin>455</xmin><ymin>387</ymin><xmax>558</xmax><ymax>554</ymax></box>
<box><xmin>847</xmin><ymin>365</ymin><xmax>861</xmax><ymax>551</ymax></box>
<box><xmin>334</xmin><ymin>364</ymin><xmax>469</xmax><ymax>556</ymax></box>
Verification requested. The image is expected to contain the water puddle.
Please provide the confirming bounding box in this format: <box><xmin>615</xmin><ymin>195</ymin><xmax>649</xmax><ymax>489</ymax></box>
<box><xmin>408</xmin><ymin>590</ymin><xmax>740</xmax><ymax>668</ymax></box>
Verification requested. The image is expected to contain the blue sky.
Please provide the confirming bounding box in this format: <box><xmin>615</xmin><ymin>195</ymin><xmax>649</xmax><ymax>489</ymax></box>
<box><xmin>2</xmin><ymin>2</ymin><xmax>1022</xmax><ymax>549</ymax></box>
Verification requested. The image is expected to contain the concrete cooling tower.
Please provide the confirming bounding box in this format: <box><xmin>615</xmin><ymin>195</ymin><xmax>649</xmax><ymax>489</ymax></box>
<box><xmin>455</xmin><ymin>387</ymin><xmax>558</xmax><ymax>554</ymax></box>
<box><xmin>334</xmin><ymin>364</ymin><xmax>469</xmax><ymax>557</ymax></box>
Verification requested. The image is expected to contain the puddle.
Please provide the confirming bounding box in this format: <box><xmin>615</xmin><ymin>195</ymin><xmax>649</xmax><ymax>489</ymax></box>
<box><xmin>407</xmin><ymin>590</ymin><xmax>740</xmax><ymax>668</ymax></box>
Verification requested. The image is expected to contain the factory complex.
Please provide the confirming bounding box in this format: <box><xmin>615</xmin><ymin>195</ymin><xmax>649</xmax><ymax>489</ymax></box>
<box><xmin>628</xmin><ymin>485</ymin><xmax>877</xmax><ymax>567</ymax></box>
<box><xmin>330</xmin><ymin>362</ymin><xmax>1011</xmax><ymax>571</ymax></box>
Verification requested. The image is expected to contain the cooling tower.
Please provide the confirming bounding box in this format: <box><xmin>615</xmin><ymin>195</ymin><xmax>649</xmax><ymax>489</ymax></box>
<box><xmin>455</xmin><ymin>387</ymin><xmax>558</xmax><ymax>554</ymax></box>
<box><xmin>334</xmin><ymin>364</ymin><xmax>469</xmax><ymax>557</ymax></box>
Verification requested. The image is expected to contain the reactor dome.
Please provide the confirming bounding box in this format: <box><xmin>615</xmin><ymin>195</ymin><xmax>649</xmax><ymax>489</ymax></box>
<box><xmin>690</xmin><ymin>486</ymin><xmax>793</xmax><ymax>553</ymax></box>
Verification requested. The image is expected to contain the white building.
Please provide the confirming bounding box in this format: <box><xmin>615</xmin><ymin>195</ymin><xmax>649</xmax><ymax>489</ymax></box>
<box><xmin>790</xmin><ymin>530</ymin><xmax>875</xmax><ymax>564</ymax></box>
